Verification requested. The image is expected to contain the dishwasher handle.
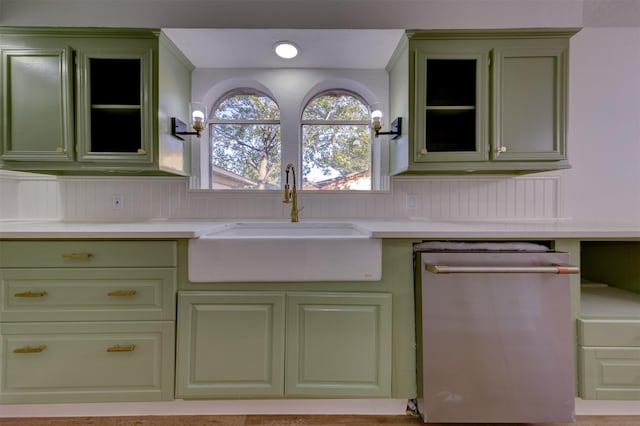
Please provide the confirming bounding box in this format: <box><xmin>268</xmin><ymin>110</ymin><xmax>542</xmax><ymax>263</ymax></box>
<box><xmin>425</xmin><ymin>264</ymin><xmax>579</xmax><ymax>274</ymax></box>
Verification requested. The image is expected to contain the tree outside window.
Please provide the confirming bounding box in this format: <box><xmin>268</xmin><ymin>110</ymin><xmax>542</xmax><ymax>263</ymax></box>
<box><xmin>208</xmin><ymin>88</ymin><xmax>372</xmax><ymax>191</ymax></box>
<box><xmin>209</xmin><ymin>90</ymin><xmax>281</xmax><ymax>189</ymax></box>
<box><xmin>302</xmin><ymin>91</ymin><xmax>372</xmax><ymax>190</ymax></box>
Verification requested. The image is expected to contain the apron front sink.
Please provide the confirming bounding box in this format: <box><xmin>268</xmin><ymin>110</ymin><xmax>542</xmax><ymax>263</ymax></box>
<box><xmin>188</xmin><ymin>222</ymin><xmax>381</xmax><ymax>282</ymax></box>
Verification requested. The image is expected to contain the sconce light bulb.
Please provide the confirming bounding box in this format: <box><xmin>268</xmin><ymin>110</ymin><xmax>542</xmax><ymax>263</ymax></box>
<box><xmin>191</xmin><ymin>109</ymin><xmax>206</xmax><ymax>134</ymax></box>
<box><xmin>371</xmin><ymin>109</ymin><xmax>383</xmax><ymax>132</ymax></box>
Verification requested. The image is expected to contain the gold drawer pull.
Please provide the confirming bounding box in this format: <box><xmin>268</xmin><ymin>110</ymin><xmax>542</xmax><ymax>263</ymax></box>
<box><xmin>14</xmin><ymin>345</ymin><xmax>47</xmax><ymax>354</ymax></box>
<box><xmin>107</xmin><ymin>344</ymin><xmax>136</xmax><ymax>353</ymax></box>
<box><xmin>14</xmin><ymin>291</ymin><xmax>48</xmax><ymax>298</ymax></box>
<box><xmin>107</xmin><ymin>290</ymin><xmax>137</xmax><ymax>297</ymax></box>
<box><xmin>62</xmin><ymin>252</ymin><xmax>93</xmax><ymax>260</ymax></box>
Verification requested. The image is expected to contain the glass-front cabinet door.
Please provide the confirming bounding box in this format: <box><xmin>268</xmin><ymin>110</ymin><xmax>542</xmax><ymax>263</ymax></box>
<box><xmin>414</xmin><ymin>46</ymin><xmax>489</xmax><ymax>163</ymax></box>
<box><xmin>76</xmin><ymin>51</ymin><xmax>153</xmax><ymax>164</ymax></box>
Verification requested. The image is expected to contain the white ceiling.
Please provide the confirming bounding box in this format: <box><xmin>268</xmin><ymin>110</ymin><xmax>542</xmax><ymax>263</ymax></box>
<box><xmin>163</xmin><ymin>28</ymin><xmax>405</xmax><ymax>69</ymax></box>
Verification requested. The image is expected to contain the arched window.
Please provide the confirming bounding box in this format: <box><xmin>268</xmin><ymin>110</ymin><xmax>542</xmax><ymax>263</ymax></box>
<box><xmin>301</xmin><ymin>90</ymin><xmax>372</xmax><ymax>190</ymax></box>
<box><xmin>209</xmin><ymin>89</ymin><xmax>281</xmax><ymax>189</ymax></box>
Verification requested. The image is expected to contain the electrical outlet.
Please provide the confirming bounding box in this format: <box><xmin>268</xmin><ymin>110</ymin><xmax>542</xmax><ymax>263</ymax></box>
<box><xmin>406</xmin><ymin>193</ymin><xmax>418</xmax><ymax>210</ymax></box>
<box><xmin>112</xmin><ymin>195</ymin><xmax>125</xmax><ymax>210</ymax></box>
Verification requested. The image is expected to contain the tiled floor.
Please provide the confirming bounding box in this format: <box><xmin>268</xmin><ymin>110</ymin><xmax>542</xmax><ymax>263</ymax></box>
<box><xmin>1</xmin><ymin>416</ymin><xmax>640</xmax><ymax>426</ymax></box>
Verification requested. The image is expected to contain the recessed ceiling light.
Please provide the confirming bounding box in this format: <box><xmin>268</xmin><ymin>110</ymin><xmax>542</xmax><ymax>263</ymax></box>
<box><xmin>274</xmin><ymin>41</ymin><xmax>299</xmax><ymax>59</ymax></box>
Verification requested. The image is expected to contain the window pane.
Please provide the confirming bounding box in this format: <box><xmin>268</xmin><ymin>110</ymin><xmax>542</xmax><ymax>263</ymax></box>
<box><xmin>302</xmin><ymin>124</ymin><xmax>371</xmax><ymax>190</ymax></box>
<box><xmin>211</xmin><ymin>124</ymin><xmax>281</xmax><ymax>189</ymax></box>
<box><xmin>214</xmin><ymin>94</ymin><xmax>279</xmax><ymax>120</ymax></box>
<box><xmin>211</xmin><ymin>91</ymin><xmax>281</xmax><ymax>190</ymax></box>
<box><xmin>302</xmin><ymin>93</ymin><xmax>369</xmax><ymax>121</ymax></box>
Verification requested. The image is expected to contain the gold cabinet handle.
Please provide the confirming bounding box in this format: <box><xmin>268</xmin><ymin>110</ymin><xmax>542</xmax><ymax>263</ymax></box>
<box><xmin>419</xmin><ymin>148</ymin><xmax>428</xmax><ymax>156</ymax></box>
<box><xmin>62</xmin><ymin>252</ymin><xmax>93</xmax><ymax>260</ymax></box>
<box><xmin>14</xmin><ymin>345</ymin><xmax>47</xmax><ymax>354</ymax></box>
<box><xmin>137</xmin><ymin>148</ymin><xmax>146</xmax><ymax>155</ymax></box>
<box><xmin>498</xmin><ymin>146</ymin><xmax>507</xmax><ymax>153</ymax></box>
<box><xmin>55</xmin><ymin>147</ymin><xmax>66</xmax><ymax>153</ymax></box>
<box><xmin>107</xmin><ymin>290</ymin><xmax>137</xmax><ymax>297</ymax></box>
<box><xmin>14</xmin><ymin>291</ymin><xmax>48</xmax><ymax>298</ymax></box>
<box><xmin>107</xmin><ymin>344</ymin><xmax>136</xmax><ymax>353</ymax></box>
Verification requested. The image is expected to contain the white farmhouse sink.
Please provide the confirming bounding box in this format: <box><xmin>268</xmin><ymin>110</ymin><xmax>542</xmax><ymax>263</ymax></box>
<box><xmin>188</xmin><ymin>222</ymin><xmax>381</xmax><ymax>282</ymax></box>
<box><xmin>202</xmin><ymin>221</ymin><xmax>370</xmax><ymax>239</ymax></box>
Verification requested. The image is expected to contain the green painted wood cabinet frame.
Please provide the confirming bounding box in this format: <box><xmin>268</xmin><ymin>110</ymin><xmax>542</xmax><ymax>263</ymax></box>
<box><xmin>0</xmin><ymin>239</ymin><xmax>178</xmax><ymax>404</ymax></box>
<box><xmin>175</xmin><ymin>291</ymin><xmax>392</xmax><ymax>399</ymax></box>
<box><xmin>388</xmin><ymin>28</ymin><xmax>580</xmax><ymax>175</ymax></box>
<box><xmin>0</xmin><ymin>27</ymin><xmax>193</xmax><ymax>175</ymax></box>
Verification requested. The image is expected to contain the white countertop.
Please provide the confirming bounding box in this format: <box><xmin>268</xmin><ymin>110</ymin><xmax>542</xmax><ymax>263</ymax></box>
<box><xmin>1</xmin><ymin>219</ymin><xmax>639</xmax><ymax>239</ymax></box>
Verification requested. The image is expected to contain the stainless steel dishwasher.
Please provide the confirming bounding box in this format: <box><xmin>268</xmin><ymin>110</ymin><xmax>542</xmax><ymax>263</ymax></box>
<box><xmin>414</xmin><ymin>241</ymin><xmax>578</xmax><ymax>424</ymax></box>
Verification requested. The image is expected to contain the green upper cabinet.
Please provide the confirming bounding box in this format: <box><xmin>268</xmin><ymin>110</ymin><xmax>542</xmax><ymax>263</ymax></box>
<box><xmin>388</xmin><ymin>29</ymin><xmax>579</xmax><ymax>175</ymax></box>
<box><xmin>0</xmin><ymin>47</ymin><xmax>74</xmax><ymax>162</ymax></box>
<box><xmin>0</xmin><ymin>27</ymin><xmax>193</xmax><ymax>175</ymax></box>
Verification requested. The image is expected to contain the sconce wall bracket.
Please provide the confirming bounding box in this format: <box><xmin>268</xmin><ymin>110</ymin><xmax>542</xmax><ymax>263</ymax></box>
<box><xmin>375</xmin><ymin>117</ymin><xmax>402</xmax><ymax>139</ymax></box>
<box><xmin>171</xmin><ymin>117</ymin><xmax>201</xmax><ymax>140</ymax></box>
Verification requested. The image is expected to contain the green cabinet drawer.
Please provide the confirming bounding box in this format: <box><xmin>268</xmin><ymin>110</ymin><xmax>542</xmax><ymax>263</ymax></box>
<box><xmin>0</xmin><ymin>321</ymin><xmax>175</xmax><ymax>403</ymax></box>
<box><xmin>578</xmin><ymin>319</ymin><xmax>640</xmax><ymax>347</ymax></box>
<box><xmin>0</xmin><ymin>240</ymin><xmax>177</xmax><ymax>268</ymax></box>
<box><xmin>0</xmin><ymin>268</ymin><xmax>176</xmax><ymax>321</ymax></box>
<box><xmin>579</xmin><ymin>347</ymin><xmax>640</xmax><ymax>400</ymax></box>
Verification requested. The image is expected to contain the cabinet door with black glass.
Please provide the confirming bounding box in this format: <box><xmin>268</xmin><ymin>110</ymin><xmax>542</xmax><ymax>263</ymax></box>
<box><xmin>414</xmin><ymin>46</ymin><xmax>489</xmax><ymax>163</ymax></box>
<box><xmin>76</xmin><ymin>51</ymin><xmax>153</xmax><ymax>164</ymax></box>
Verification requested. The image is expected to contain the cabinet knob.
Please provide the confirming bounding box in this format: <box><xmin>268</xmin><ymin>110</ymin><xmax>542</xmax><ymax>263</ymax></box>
<box><xmin>137</xmin><ymin>148</ymin><xmax>147</xmax><ymax>155</ymax></box>
<box><xmin>498</xmin><ymin>146</ymin><xmax>507</xmax><ymax>153</ymax></box>
<box><xmin>55</xmin><ymin>147</ymin><xmax>66</xmax><ymax>153</ymax></box>
<box><xmin>419</xmin><ymin>148</ymin><xmax>428</xmax><ymax>156</ymax></box>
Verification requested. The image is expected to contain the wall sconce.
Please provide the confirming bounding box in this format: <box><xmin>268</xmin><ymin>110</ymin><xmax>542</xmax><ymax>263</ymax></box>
<box><xmin>171</xmin><ymin>102</ymin><xmax>208</xmax><ymax>140</ymax></box>
<box><xmin>371</xmin><ymin>109</ymin><xmax>402</xmax><ymax>139</ymax></box>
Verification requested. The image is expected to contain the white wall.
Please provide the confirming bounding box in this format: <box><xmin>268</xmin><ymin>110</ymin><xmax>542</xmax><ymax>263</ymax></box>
<box><xmin>1</xmin><ymin>0</ymin><xmax>640</xmax><ymax>225</ymax></box>
<box><xmin>190</xmin><ymin>68</ymin><xmax>389</xmax><ymax>190</ymax></box>
<box><xmin>565</xmin><ymin>27</ymin><xmax>640</xmax><ymax>224</ymax></box>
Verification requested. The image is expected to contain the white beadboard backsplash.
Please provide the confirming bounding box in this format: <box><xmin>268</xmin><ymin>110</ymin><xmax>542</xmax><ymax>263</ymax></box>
<box><xmin>0</xmin><ymin>171</ymin><xmax>565</xmax><ymax>222</ymax></box>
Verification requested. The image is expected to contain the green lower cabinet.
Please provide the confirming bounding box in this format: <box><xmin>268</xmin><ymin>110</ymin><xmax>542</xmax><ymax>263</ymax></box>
<box><xmin>577</xmin><ymin>318</ymin><xmax>640</xmax><ymax>400</ymax></box>
<box><xmin>0</xmin><ymin>239</ymin><xmax>178</xmax><ymax>404</ymax></box>
<box><xmin>0</xmin><ymin>321</ymin><xmax>175</xmax><ymax>403</ymax></box>
<box><xmin>579</xmin><ymin>347</ymin><xmax>640</xmax><ymax>400</ymax></box>
<box><xmin>175</xmin><ymin>291</ymin><xmax>392</xmax><ymax>399</ymax></box>
<box><xmin>175</xmin><ymin>292</ymin><xmax>286</xmax><ymax>398</ymax></box>
<box><xmin>285</xmin><ymin>292</ymin><xmax>392</xmax><ymax>398</ymax></box>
